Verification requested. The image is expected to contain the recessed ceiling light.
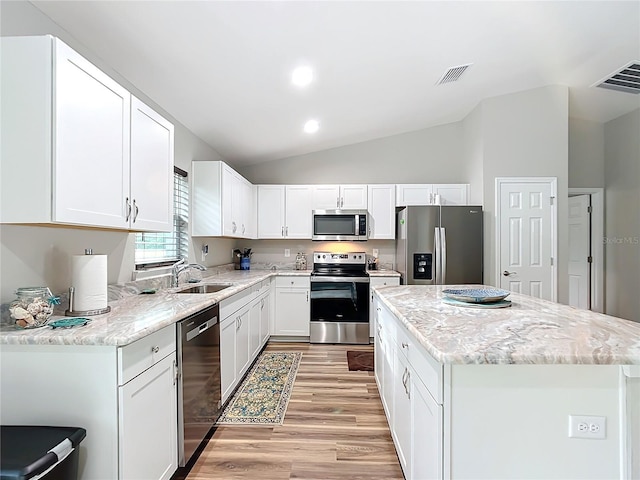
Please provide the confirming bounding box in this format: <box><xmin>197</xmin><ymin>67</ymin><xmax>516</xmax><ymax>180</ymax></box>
<box><xmin>292</xmin><ymin>66</ymin><xmax>313</xmax><ymax>87</ymax></box>
<box><xmin>304</xmin><ymin>119</ymin><xmax>319</xmax><ymax>134</ymax></box>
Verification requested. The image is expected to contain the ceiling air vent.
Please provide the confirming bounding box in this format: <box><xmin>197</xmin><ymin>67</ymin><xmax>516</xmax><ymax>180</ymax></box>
<box><xmin>595</xmin><ymin>61</ymin><xmax>640</xmax><ymax>94</ymax></box>
<box><xmin>437</xmin><ymin>63</ymin><xmax>473</xmax><ymax>85</ymax></box>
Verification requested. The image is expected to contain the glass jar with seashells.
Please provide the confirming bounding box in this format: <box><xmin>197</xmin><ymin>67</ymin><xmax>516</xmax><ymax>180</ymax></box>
<box><xmin>9</xmin><ymin>287</ymin><xmax>58</xmax><ymax>328</ymax></box>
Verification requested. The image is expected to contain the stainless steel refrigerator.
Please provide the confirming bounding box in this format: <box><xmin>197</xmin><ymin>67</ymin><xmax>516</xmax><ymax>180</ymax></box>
<box><xmin>396</xmin><ymin>206</ymin><xmax>483</xmax><ymax>285</ymax></box>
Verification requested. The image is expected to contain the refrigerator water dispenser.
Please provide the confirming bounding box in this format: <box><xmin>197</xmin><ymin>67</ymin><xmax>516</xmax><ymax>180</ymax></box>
<box><xmin>413</xmin><ymin>253</ymin><xmax>432</xmax><ymax>280</ymax></box>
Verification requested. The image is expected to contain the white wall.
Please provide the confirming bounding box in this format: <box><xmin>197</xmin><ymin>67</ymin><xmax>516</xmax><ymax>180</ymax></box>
<box><xmin>238</xmin><ymin>121</ymin><xmax>474</xmax><ymax>190</ymax></box>
<box><xmin>604</xmin><ymin>108</ymin><xmax>640</xmax><ymax>322</ymax></box>
<box><xmin>0</xmin><ymin>1</ymin><xmax>234</xmax><ymax>302</ymax></box>
<box><xmin>569</xmin><ymin>118</ymin><xmax>605</xmax><ymax>188</ymax></box>
<box><xmin>479</xmin><ymin>85</ymin><xmax>569</xmax><ymax>301</ymax></box>
<box><xmin>462</xmin><ymin>103</ymin><xmax>485</xmax><ymax>205</ymax></box>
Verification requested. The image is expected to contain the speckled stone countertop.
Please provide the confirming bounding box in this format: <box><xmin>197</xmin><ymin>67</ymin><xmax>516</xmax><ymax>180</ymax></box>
<box><xmin>0</xmin><ymin>269</ymin><xmax>311</xmax><ymax>347</ymax></box>
<box><xmin>367</xmin><ymin>269</ymin><xmax>400</xmax><ymax>277</ymax></box>
<box><xmin>373</xmin><ymin>285</ymin><xmax>640</xmax><ymax>365</ymax></box>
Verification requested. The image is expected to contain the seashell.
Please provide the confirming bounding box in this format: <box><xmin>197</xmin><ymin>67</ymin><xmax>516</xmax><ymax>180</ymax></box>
<box><xmin>35</xmin><ymin>312</ymin><xmax>49</xmax><ymax>321</ymax></box>
<box><xmin>10</xmin><ymin>306</ymin><xmax>30</xmax><ymax>320</ymax></box>
<box><xmin>27</xmin><ymin>301</ymin><xmax>44</xmax><ymax>315</ymax></box>
<box><xmin>15</xmin><ymin>319</ymin><xmax>28</xmax><ymax>328</ymax></box>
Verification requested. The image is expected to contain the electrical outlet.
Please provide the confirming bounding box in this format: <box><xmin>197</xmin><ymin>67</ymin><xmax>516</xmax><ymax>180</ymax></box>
<box><xmin>568</xmin><ymin>415</ymin><xmax>606</xmax><ymax>439</ymax></box>
<box><xmin>372</xmin><ymin>249</ymin><xmax>379</xmax><ymax>258</ymax></box>
<box><xmin>284</xmin><ymin>249</ymin><xmax>290</xmax><ymax>258</ymax></box>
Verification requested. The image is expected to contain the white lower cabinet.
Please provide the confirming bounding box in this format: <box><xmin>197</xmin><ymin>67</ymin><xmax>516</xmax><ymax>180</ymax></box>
<box><xmin>118</xmin><ymin>354</ymin><xmax>177</xmax><ymax>480</ymax></box>
<box><xmin>374</xmin><ymin>297</ymin><xmax>443</xmax><ymax>480</ymax></box>
<box><xmin>249</xmin><ymin>296</ymin><xmax>262</xmax><ymax>360</ymax></box>
<box><xmin>274</xmin><ymin>276</ymin><xmax>310</xmax><ymax>336</ymax></box>
<box><xmin>370</xmin><ymin>276</ymin><xmax>400</xmax><ymax>337</ymax></box>
<box><xmin>0</xmin><ymin>324</ymin><xmax>178</xmax><ymax>480</ymax></box>
<box><xmin>220</xmin><ymin>280</ymin><xmax>274</xmax><ymax>403</ymax></box>
<box><xmin>411</xmin><ymin>372</ymin><xmax>443</xmax><ymax>480</ymax></box>
<box><xmin>220</xmin><ymin>314</ymin><xmax>238</xmax><ymax>402</ymax></box>
<box><xmin>392</xmin><ymin>349</ymin><xmax>412</xmax><ymax>473</ymax></box>
<box><xmin>259</xmin><ymin>288</ymin><xmax>271</xmax><ymax>346</ymax></box>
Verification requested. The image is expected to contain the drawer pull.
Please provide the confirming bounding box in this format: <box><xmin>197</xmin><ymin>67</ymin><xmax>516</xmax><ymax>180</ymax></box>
<box><xmin>151</xmin><ymin>346</ymin><xmax>160</xmax><ymax>354</ymax></box>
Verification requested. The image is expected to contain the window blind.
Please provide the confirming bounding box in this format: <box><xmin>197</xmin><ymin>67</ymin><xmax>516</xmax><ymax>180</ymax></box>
<box><xmin>135</xmin><ymin>167</ymin><xmax>189</xmax><ymax>268</ymax></box>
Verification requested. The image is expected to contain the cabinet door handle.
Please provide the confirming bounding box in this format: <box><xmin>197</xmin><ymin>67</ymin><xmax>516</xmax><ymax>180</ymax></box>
<box><xmin>401</xmin><ymin>342</ymin><xmax>408</xmax><ymax>349</ymax></box>
<box><xmin>285</xmin><ymin>226</ymin><xmax>288</xmax><ymax>236</ymax></box>
<box><xmin>151</xmin><ymin>345</ymin><xmax>160</xmax><ymax>354</ymax></box>
<box><xmin>232</xmin><ymin>221</ymin><xmax>237</xmax><ymax>233</ymax></box>
<box><xmin>125</xmin><ymin>197</ymin><xmax>132</xmax><ymax>222</ymax></box>
<box><xmin>242</xmin><ymin>224</ymin><xmax>245</xmax><ymax>234</ymax></box>
<box><xmin>132</xmin><ymin>199</ymin><xmax>139</xmax><ymax>223</ymax></box>
<box><xmin>406</xmin><ymin>370</ymin><xmax>411</xmax><ymax>399</ymax></box>
<box><xmin>340</xmin><ymin>197</ymin><xmax>344</xmax><ymax>208</ymax></box>
<box><xmin>336</xmin><ymin>197</ymin><xmax>340</xmax><ymax>208</ymax></box>
<box><xmin>261</xmin><ymin>298</ymin><xmax>264</xmax><ymax>309</ymax></box>
<box><xmin>173</xmin><ymin>359</ymin><xmax>178</xmax><ymax>386</ymax></box>
<box><xmin>281</xmin><ymin>226</ymin><xmax>285</xmax><ymax>237</ymax></box>
<box><xmin>306</xmin><ymin>291</ymin><xmax>309</xmax><ymax>302</ymax></box>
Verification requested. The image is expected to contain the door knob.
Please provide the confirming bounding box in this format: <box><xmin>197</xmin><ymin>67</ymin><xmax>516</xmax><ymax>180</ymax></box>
<box><xmin>503</xmin><ymin>270</ymin><xmax>516</xmax><ymax>277</ymax></box>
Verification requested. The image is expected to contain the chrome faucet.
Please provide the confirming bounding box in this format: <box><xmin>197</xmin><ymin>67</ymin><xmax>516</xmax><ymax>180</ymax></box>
<box><xmin>172</xmin><ymin>259</ymin><xmax>207</xmax><ymax>287</ymax></box>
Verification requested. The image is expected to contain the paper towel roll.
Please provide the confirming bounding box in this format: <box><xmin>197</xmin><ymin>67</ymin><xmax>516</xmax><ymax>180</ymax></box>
<box><xmin>71</xmin><ymin>254</ymin><xmax>108</xmax><ymax>311</ymax></box>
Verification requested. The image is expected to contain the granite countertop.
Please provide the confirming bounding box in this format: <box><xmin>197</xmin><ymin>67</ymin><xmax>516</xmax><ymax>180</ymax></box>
<box><xmin>373</xmin><ymin>284</ymin><xmax>640</xmax><ymax>365</ymax></box>
<box><xmin>367</xmin><ymin>269</ymin><xmax>401</xmax><ymax>277</ymax></box>
<box><xmin>0</xmin><ymin>269</ymin><xmax>311</xmax><ymax>347</ymax></box>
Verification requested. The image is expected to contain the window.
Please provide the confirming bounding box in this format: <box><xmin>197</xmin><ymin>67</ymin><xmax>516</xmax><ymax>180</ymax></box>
<box><xmin>135</xmin><ymin>167</ymin><xmax>189</xmax><ymax>268</ymax></box>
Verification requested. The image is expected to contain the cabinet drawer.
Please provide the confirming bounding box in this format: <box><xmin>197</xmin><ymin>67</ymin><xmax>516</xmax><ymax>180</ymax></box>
<box><xmin>275</xmin><ymin>276</ymin><xmax>309</xmax><ymax>288</ymax></box>
<box><xmin>396</xmin><ymin>324</ymin><xmax>443</xmax><ymax>404</ymax></box>
<box><xmin>118</xmin><ymin>324</ymin><xmax>176</xmax><ymax>385</ymax></box>
<box><xmin>220</xmin><ymin>286</ymin><xmax>255</xmax><ymax>319</ymax></box>
<box><xmin>370</xmin><ymin>276</ymin><xmax>400</xmax><ymax>288</ymax></box>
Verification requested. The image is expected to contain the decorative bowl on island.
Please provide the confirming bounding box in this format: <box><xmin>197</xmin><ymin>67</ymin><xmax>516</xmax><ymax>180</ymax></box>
<box><xmin>442</xmin><ymin>287</ymin><xmax>510</xmax><ymax>304</ymax></box>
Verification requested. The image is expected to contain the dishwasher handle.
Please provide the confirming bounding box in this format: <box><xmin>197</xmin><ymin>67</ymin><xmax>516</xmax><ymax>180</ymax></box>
<box><xmin>185</xmin><ymin>316</ymin><xmax>218</xmax><ymax>342</ymax></box>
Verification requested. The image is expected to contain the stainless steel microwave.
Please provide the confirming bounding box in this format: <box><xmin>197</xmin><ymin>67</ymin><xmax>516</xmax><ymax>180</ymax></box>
<box><xmin>312</xmin><ymin>209</ymin><xmax>368</xmax><ymax>241</ymax></box>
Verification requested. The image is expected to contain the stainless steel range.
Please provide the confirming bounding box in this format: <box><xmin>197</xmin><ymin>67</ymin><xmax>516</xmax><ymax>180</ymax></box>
<box><xmin>310</xmin><ymin>252</ymin><xmax>370</xmax><ymax>344</ymax></box>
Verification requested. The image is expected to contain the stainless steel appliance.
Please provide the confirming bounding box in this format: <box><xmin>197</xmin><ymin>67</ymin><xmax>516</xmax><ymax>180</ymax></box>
<box><xmin>310</xmin><ymin>252</ymin><xmax>370</xmax><ymax>344</ymax></box>
<box><xmin>176</xmin><ymin>304</ymin><xmax>221</xmax><ymax>467</ymax></box>
<box><xmin>396</xmin><ymin>206</ymin><xmax>483</xmax><ymax>285</ymax></box>
<box><xmin>312</xmin><ymin>209</ymin><xmax>368</xmax><ymax>241</ymax></box>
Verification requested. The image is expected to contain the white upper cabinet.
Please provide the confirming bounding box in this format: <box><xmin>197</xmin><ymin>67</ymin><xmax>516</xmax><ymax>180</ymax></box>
<box><xmin>396</xmin><ymin>184</ymin><xmax>469</xmax><ymax>206</ymax></box>
<box><xmin>0</xmin><ymin>35</ymin><xmax>173</xmax><ymax>231</ymax></box>
<box><xmin>312</xmin><ymin>185</ymin><xmax>368</xmax><ymax>210</ymax></box>
<box><xmin>257</xmin><ymin>185</ymin><xmax>312</xmax><ymax>239</ymax></box>
<box><xmin>192</xmin><ymin>161</ymin><xmax>255</xmax><ymax>239</ymax></box>
<box><xmin>367</xmin><ymin>184</ymin><xmax>396</xmax><ymax>240</ymax></box>
<box><xmin>433</xmin><ymin>184</ymin><xmax>470</xmax><ymax>205</ymax></box>
<box><xmin>256</xmin><ymin>185</ymin><xmax>285</xmax><ymax>239</ymax></box>
<box><xmin>129</xmin><ymin>97</ymin><xmax>174</xmax><ymax>232</ymax></box>
<box><xmin>284</xmin><ymin>186</ymin><xmax>313</xmax><ymax>238</ymax></box>
<box><xmin>396</xmin><ymin>185</ymin><xmax>433</xmax><ymax>207</ymax></box>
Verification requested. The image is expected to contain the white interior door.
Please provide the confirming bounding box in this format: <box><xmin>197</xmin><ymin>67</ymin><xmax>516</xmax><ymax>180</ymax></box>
<box><xmin>568</xmin><ymin>195</ymin><xmax>591</xmax><ymax>309</ymax></box>
<box><xmin>497</xmin><ymin>178</ymin><xmax>556</xmax><ymax>301</ymax></box>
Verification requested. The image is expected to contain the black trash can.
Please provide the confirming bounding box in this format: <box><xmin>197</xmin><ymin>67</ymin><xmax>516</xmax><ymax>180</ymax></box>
<box><xmin>0</xmin><ymin>426</ymin><xmax>86</xmax><ymax>480</ymax></box>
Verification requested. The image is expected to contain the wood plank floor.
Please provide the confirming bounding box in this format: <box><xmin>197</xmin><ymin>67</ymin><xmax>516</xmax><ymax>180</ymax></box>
<box><xmin>183</xmin><ymin>342</ymin><xmax>404</xmax><ymax>480</ymax></box>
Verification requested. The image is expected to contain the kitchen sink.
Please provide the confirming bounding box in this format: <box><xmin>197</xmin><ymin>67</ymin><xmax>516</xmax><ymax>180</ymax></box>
<box><xmin>176</xmin><ymin>284</ymin><xmax>233</xmax><ymax>294</ymax></box>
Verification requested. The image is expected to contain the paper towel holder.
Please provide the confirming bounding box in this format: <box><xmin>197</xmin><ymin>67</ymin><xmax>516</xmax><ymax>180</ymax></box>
<box><xmin>65</xmin><ymin>286</ymin><xmax>111</xmax><ymax>316</ymax></box>
<box><xmin>65</xmin><ymin>248</ymin><xmax>111</xmax><ymax>316</ymax></box>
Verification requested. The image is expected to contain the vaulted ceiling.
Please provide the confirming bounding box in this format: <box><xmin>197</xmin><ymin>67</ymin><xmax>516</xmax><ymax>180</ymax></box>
<box><xmin>24</xmin><ymin>1</ymin><xmax>640</xmax><ymax>166</ymax></box>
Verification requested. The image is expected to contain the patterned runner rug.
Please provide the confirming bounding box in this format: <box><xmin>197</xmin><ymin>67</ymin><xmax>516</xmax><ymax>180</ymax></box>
<box><xmin>217</xmin><ymin>351</ymin><xmax>302</xmax><ymax>425</ymax></box>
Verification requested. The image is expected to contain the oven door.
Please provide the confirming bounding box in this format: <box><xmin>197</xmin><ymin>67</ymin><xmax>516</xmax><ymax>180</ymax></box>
<box><xmin>309</xmin><ymin>276</ymin><xmax>370</xmax><ymax>344</ymax></box>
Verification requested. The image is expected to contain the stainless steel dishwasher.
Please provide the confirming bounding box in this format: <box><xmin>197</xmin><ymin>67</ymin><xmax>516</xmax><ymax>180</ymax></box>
<box><xmin>176</xmin><ymin>304</ymin><xmax>221</xmax><ymax>467</ymax></box>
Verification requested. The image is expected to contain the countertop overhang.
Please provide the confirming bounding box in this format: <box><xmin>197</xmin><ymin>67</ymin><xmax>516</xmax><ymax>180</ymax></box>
<box><xmin>373</xmin><ymin>284</ymin><xmax>640</xmax><ymax>365</ymax></box>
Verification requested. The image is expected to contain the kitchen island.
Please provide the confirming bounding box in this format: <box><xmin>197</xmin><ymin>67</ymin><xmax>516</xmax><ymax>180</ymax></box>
<box><xmin>372</xmin><ymin>285</ymin><xmax>640</xmax><ymax>480</ymax></box>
